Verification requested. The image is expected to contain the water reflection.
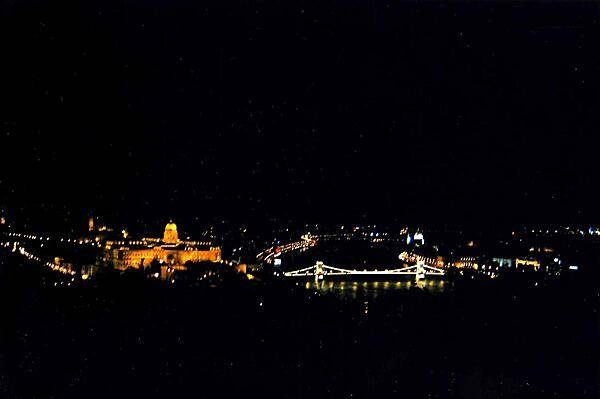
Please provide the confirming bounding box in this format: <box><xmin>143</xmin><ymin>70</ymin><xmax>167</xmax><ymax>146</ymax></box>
<box><xmin>301</xmin><ymin>279</ymin><xmax>445</xmax><ymax>300</ymax></box>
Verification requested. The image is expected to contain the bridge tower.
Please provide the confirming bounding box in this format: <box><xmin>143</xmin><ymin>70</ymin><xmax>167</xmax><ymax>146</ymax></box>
<box><xmin>314</xmin><ymin>261</ymin><xmax>325</xmax><ymax>282</ymax></box>
<box><xmin>415</xmin><ymin>260</ymin><xmax>426</xmax><ymax>281</ymax></box>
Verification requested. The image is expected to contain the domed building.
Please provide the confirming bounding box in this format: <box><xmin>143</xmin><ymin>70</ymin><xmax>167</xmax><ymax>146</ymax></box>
<box><xmin>104</xmin><ymin>221</ymin><xmax>221</xmax><ymax>276</ymax></box>
<box><xmin>163</xmin><ymin>221</ymin><xmax>179</xmax><ymax>244</ymax></box>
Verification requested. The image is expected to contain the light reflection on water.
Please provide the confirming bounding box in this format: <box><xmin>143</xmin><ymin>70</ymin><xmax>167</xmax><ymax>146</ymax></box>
<box><xmin>299</xmin><ymin>279</ymin><xmax>446</xmax><ymax>300</ymax></box>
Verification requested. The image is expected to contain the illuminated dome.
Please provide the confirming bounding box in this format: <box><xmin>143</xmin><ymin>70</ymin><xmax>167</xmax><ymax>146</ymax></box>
<box><xmin>163</xmin><ymin>221</ymin><xmax>179</xmax><ymax>244</ymax></box>
<box><xmin>165</xmin><ymin>222</ymin><xmax>177</xmax><ymax>231</ymax></box>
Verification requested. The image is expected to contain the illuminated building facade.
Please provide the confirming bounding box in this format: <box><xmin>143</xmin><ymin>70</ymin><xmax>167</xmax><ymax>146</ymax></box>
<box><xmin>452</xmin><ymin>256</ymin><xmax>478</xmax><ymax>269</ymax></box>
<box><xmin>515</xmin><ymin>257</ymin><xmax>541</xmax><ymax>270</ymax></box>
<box><xmin>104</xmin><ymin>222</ymin><xmax>221</xmax><ymax>271</ymax></box>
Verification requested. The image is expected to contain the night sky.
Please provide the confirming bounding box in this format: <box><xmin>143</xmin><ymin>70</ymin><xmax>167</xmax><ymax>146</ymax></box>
<box><xmin>1</xmin><ymin>1</ymin><xmax>599</xmax><ymax>230</ymax></box>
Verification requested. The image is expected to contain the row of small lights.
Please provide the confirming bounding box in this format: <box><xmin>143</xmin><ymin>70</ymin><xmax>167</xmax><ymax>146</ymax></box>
<box><xmin>259</xmin><ymin>229</ymin><xmax>404</xmax><ymax>261</ymax></box>
<box><xmin>4</xmin><ymin>233</ymin><xmax>206</xmax><ymax>249</ymax></box>
<box><xmin>259</xmin><ymin>238</ymin><xmax>317</xmax><ymax>261</ymax></box>
<box><xmin>3</xmin><ymin>242</ymin><xmax>77</xmax><ymax>277</ymax></box>
<box><xmin>4</xmin><ymin>233</ymin><xmax>210</xmax><ymax>249</ymax></box>
<box><xmin>108</xmin><ymin>240</ymin><xmax>213</xmax><ymax>247</ymax></box>
<box><xmin>528</xmin><ymin>229</ymin><xmax>585</xmax><ymax>235</ymax></box>
<box><xmin>5</xmin><ymin>232</ymin><xmax>101</xmax><ymax>247</ymax></box>
<box><xmin>310</xmin><ymin>232</ymin><xmax>394</xmax><ymax>239</ymax></box>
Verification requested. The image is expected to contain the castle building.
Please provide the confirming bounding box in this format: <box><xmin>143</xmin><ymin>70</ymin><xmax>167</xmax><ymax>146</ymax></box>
<box><xmin>104</xmin><ymin>221</ymin><xmax>221</xmax><ymax>272</ymax></box>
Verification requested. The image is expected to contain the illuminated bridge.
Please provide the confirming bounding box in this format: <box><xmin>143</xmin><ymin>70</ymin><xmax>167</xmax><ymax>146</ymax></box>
<box><xmin>283</xmin><ymin>260</ymin><xmax>445</xmax><ymax>282</ymax></box>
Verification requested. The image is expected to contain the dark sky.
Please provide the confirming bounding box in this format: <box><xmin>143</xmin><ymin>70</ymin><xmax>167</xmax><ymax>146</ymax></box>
<box><xmin>1</xmin><ymin>1</ymin><xmax>599</xmax><ymax>230</ymax></box>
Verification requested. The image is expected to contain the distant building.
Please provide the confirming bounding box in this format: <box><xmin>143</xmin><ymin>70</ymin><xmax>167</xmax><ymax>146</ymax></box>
<box><xmin>406</xmin><ymin>231</ymin><xmax>425</xmax><ymax>246</ymax></box>
<box><xmin>53</xmin><ymin>257</ymin><xmax>75</xmax><ymax>274</ymax></box>
<box><xmin>104</xmin><ymin>222</ymin><xmax>221</xmax><ymax>273</ymax></box>
<box><xmin>492</xmin><ymin>257</ymin><xmax>513</xmax><ymax>268</ymax></box>
<box><xmin>452</xmin><ymin>256</ymin><xmax>478</xmax><ymax>269</ymax></box>
<box><xmin>515</xmin><ymin>257</ymin><xmax>541</xmax><ymax>270</ymax></box>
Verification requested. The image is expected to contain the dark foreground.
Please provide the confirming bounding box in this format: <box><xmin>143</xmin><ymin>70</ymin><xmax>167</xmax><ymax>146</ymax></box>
<box><xmin>0</xmin><ymin>258</ymin><xmax>598</xmax><ymax>398</ymax></box>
